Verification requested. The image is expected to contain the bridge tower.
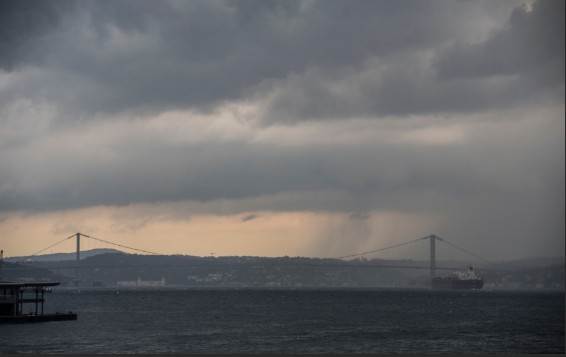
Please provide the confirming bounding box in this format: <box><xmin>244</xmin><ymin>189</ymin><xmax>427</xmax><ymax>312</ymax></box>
<box><xmin>76</xmin><ymin>233</ymin><xmax>81</xmax><ymax>280</ymax></box>
<box><xmin>430</xmin><ymin>234</ymin><xmax>436</xmax><ymax>285</ymax></box>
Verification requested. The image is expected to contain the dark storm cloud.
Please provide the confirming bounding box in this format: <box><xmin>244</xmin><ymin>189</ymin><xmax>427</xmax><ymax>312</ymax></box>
<box><xmin>258</xmin><ymin>58</ymin><xmax>544</xmax><ymax>123</ymax></box>
<box><xmin>1</xmin><ymin>0</ymin><xmax>541</xmax><ymax>120</ymax></box>
<box><xmin>261</xmin><ymin>0</ymin><xmax>565</xmax><ymax>123</ymax></box>
<box><xmin>434</xmin><ymin>0</ymin><xmax>565</xmax><ymax>81</ymax></box>
<box><xmin>0</xmin><ymin>0</ymin><xmax>75</xmax><ymax>70</ymax></box>
<box><xmin>0</xmin><ymin>130</ymin><xmax>558</xmax><ymax>213</ymax></box>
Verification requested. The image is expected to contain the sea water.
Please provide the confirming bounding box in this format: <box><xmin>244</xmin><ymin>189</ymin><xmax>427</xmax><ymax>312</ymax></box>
<box><xmin>0</xmin><ymin>289</ymin><xmax>563</xmax><ymax>354</ymax></box>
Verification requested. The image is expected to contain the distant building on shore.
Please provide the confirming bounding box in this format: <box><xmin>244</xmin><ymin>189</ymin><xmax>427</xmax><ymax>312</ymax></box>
<box><xmin>117</xmin><ymin>277</ymin><xmax>165</xmax><ymax>287</ymax></box>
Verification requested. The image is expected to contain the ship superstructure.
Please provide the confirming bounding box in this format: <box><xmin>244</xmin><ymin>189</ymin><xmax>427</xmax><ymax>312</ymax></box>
<box><xmin>432</xmin><ymin>266</ymin><xmax>484</xmax><ymax>290</ymax></box>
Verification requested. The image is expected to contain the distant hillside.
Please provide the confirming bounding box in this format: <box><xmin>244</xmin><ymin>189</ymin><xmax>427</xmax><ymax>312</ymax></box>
<box><xmin>5</xmin><ymin>248</ymin><xmax>123</xmax><ymax>262</ymax></box>
<box><xmin>0</xmin><ymin>261</ymin><xmax>66</xmax><ymax>282</ymax></box>
<box><xmin>4</xmin><ymin>251</ymin><xmax>563</xmax><ymax>289</ymax></box>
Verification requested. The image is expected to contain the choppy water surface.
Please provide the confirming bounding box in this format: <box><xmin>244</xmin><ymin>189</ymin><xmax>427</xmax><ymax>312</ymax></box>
<box><xmin>1</xmin><ymin>289</ymin><xmax>563</xmax><ymax>354</ymax></box>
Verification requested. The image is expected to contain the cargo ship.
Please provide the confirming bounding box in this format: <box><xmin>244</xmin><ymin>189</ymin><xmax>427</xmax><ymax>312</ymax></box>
<box><xmin>431</xmin><ymin>266</ymin><xmax>484</xmax><ymax>290</ymax></box>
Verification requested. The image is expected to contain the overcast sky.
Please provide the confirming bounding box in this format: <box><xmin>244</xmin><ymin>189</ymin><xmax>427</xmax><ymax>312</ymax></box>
<box><xmin>0</xmin><ymin>0</ymin><xmax>564</xmax><ymax>261</ymax></box>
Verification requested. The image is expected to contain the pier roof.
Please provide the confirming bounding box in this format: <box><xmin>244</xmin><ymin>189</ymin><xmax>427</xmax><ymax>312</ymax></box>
<box><xmin>0</xmin><ymin>281</ymin><xmax>60</xmax><ymax>288</ymax></box>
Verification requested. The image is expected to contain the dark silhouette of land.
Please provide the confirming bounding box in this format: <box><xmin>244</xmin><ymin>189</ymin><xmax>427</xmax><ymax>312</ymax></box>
<box><xmin>3</xmin><ymin>250</ymin><xmax>563</xmax><ymax>290</ymax></box>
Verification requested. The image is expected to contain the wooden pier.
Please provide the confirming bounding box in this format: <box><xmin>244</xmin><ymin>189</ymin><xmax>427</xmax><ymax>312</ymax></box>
<box><xmin>0</xmin><ymin>281</ymin><xmax>77</xmax><ymax>324</ymax></box>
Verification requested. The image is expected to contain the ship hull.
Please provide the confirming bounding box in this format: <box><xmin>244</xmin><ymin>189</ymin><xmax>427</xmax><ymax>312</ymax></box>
<box><xmin>431</xmin><ymin>278</ymin><xmax>484</xmax><ymax>290</ymax></box>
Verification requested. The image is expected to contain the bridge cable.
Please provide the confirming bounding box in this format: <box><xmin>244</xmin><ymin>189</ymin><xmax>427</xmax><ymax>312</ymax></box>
<box><xmin>333</xmin><ymin>235</ymin><xmax>431</xmax><ymax>260</ymax></box>
<box><xmin>30</xmin><ymin>234</ymin><xmax>76</xmax><ymax>257</ymax></box>
<box><xmin>435</xmin><ymin>236</ymin><xmax>495</xmax><ymax>266</ymax></box>
<box><xmin>81</xmin><ymin>234</ymin><xmax>160</xmax><ymax>256</ymax></box>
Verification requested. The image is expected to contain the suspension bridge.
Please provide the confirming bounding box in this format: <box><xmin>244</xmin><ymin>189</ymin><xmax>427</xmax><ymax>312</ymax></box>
<box><xmin>3</xmin><ymin>232</ymin><xmax>498</xmax><ymax>285</ymax></box>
